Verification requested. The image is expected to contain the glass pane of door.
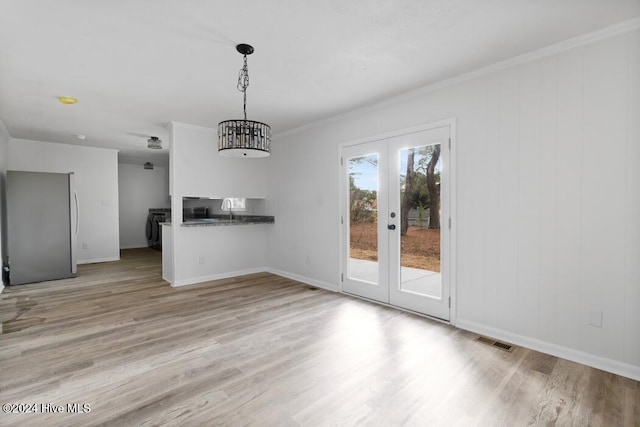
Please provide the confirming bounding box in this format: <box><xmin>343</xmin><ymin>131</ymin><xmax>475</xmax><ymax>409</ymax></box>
<box><xmin>398</xmin><ymin>144</ymin><xmax>442</xmax><ymax>298</ymax></box>
<box><xmin>348</xmin><ymin>153</ymin><xmax>379</xmax><ymax>284</ymax></box>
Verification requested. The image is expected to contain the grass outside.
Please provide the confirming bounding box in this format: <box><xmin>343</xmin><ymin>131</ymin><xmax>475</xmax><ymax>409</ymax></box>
<box><xmin>349</xmin><ymin>222</ymin><xmax>441</xmax><ymax>272</ymax></box>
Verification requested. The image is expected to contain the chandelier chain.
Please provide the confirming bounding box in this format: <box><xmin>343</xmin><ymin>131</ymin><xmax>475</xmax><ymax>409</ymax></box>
<box><xmin>237</xmin><ymin>54</ymin><xmax>250</xmax><ymax>120</ymax></box>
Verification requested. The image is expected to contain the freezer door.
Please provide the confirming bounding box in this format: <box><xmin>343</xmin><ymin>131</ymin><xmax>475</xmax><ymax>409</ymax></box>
<box><xmin>7</xmin><ymin>171</ymin><xmax>75</xmax><ymax>285</ymax></box>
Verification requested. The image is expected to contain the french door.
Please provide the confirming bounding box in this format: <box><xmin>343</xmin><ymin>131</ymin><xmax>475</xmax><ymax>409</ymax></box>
<box><xmin>341</xmin><ymin>125</ymin><xmax>451</xmax><ymax>320</ymax></box>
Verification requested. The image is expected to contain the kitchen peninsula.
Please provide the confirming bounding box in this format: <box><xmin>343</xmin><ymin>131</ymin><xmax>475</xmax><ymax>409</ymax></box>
<box><xmin>162</xmin><ymin>196</ymin><xmax>275</xmax><ymax>286</ymax></box>
<box><xmin>161</xmin><ymin>215</ymin><xmax>273</xmax><ymax>286</ymax></box>
<box><xmin>166</xmin><ymin>122</ymin><xmax>272</xmax><ymax>288</ymax></box>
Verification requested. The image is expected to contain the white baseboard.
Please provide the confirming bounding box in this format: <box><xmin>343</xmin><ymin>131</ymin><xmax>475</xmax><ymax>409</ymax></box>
<box><xmin>0</xmin><ymin>284</ymin><xmax>4</xmax><ymax>294</ymax></box>
<box><xmin>77</xmin><ymin>256</ymin><xmax>120</xmax><ymax>265</ymax></box>
<box><xmin>456</xmin><ymin>319</ymin><xmax>640</xmax><ymax>382</ymax></box>
<box><xmin>171</xmin><ymin>267</ymin><xmax>269</xmax><ymax>287</ymax></box>
<box><xmin>266</xmin><ymin>268</ymin><xmax>339</xmax><ymax>292</ymax></box>
<box><xmin>170</xmin><ymin>267</ymin><xmax>340</xmax><ymax>292</ymax></box>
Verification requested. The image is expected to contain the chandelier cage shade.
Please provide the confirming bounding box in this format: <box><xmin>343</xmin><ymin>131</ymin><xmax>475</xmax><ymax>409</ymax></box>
<box><xmin>218</xmin><ymin>119</ymin><xmax>271</xmax><ymax>158</ymax></box>
<box><xmin>217</xmin><ymin>44</ymin><xmax>271</xmax><ymax>158</ymax></box>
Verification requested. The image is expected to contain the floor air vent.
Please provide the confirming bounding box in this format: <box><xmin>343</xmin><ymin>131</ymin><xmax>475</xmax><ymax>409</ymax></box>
<box><xmin>476</xmin><ymin>336</ymin><xmax>514</xmax><ymax>352</ymax></box>
<box><xmin>307</xmin><ymin>286</ymin><xmax>318</xmax><ymax>291</ymax></box>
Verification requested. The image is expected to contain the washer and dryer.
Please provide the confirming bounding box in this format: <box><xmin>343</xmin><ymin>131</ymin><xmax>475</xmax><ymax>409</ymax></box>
<box><xmin>146</xmin><ymin>208</ymin><xmax>170</xmax><ymax>251</ymax></box>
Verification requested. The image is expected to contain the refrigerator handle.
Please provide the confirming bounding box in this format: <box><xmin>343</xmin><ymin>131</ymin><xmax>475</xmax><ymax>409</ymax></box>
<box><xmin>74</xmin><ymin>191</ymin><xmax>80</xmax><ymax>235</ymax></box>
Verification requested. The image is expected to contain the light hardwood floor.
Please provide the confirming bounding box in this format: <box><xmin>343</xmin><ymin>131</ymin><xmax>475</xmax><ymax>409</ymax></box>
<box><xmin>1</xmin><ymin>249</ymin><xmax>638</xmax><ymax>426</ymax></box>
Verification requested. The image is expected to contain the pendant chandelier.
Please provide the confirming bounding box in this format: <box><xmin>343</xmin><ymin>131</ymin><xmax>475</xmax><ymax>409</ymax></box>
<box><xmin>218</xmin><ymin>44</ymin><xmax>271</xmax><ymax>158</ymax></box>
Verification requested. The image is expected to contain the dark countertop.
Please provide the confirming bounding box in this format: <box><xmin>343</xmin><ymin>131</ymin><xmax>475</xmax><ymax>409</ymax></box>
<box><xmin>162</xmin><ymin>215</ymin><xmax>274</xmax><ymax>227</ymax></box>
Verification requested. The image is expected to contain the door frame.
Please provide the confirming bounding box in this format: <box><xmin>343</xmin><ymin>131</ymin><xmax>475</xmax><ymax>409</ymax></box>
<box><xmin>337</xmin><ymin>118</ymin><xmax>457</xmax><ymax>325</ymax></box>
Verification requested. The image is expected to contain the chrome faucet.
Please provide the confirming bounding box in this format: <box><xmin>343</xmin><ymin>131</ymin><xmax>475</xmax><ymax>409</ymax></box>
<box><xmin>221</xmin><ymin>198</ymin><xmax>233</xmax><ymax>221</ymax></box>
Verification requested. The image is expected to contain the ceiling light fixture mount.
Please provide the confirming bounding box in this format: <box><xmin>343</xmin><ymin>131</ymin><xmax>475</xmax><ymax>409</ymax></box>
<box><xmin>147</xmin><ymin>136</ymin><xmax>162</xmax><ymax>150</ymax></box>
<box><xmin>218</xmin><ymin>43</ymin><xmax>271</xmax><ymax>158</ymax></box>
<box><xmin>58</xmin><ymin>96</ymin><xmax>78</xmax><ymax>105</ymax></box>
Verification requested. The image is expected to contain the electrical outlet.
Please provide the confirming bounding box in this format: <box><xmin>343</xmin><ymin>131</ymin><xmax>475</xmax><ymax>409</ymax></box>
<box><xmin>82</xmin><ymin>242</ymin><xmax>88</xmax><ymax>249</ymax></box>
<box><xmin>198</xmin><ymin>256</ymin><xmax>205</xmax><ymax>265</ymax></box>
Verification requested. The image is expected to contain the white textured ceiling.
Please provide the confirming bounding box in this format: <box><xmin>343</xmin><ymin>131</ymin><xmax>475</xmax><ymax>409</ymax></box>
<box><xmin>0</xmin><ymin>0</ymin><xmax>639</xmax><ymax>165</ymax></box>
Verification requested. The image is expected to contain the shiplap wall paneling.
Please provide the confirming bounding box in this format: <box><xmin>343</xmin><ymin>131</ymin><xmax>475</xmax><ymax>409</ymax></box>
<box><xmin>456</xmin><ymin>82</ymin><xmax>488</xmax><ymax>324</ymax></box>
<box><xmin>554</xmin><ymin>47</ymin><xmax>584</xmax><ymax>350</ymax></box>
<box><xmin>624</xmin><ymin>31</ymin><xmax>640</xmax><ymax>367</ymax></box>
<box><xmin>482</xmin><ymin>73</ymin><xmax>502</xmax><ymax>329</ymax></box>
<box><xmin>537</xmin><ymin>55</ymin><xmax>559</xmax><ymax>343</ymax></box>
<box><xmin>581</xmin><ymin>36</ymin><xmax>628</xmax><ymax>361</ymax></box>
<box><xmin>517</xmin><ymin>61</ymin><xmax>543</xmax><ymax>338</ymax></box>
<box><xmin>496</xmin><ymin>68</ymin><xmax>520</xmax><ymax>329</ymax></box>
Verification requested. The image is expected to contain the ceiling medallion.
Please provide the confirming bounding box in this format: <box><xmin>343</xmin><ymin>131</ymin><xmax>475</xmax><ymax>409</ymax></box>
<box><xmin>218</xmin><ymin>44</ymin><xmax>271</xmax><ymax>158</ymax></box>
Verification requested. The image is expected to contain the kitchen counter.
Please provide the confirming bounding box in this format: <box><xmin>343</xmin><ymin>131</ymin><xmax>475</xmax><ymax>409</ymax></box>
<box><xmin>162</xmin><ymin>215</ymin><xmax>274</xmax><ymax>227</ymax></box>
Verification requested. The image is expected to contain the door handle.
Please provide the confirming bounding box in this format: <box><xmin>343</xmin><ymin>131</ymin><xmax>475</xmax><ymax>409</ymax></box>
<box><xmin>74</xmin><ymin>191</ymin><xmax>80</xmax><ymax>235</ymax></box>
<box><xmin>388</xmin><ymin>224</ymin><xmax>396</xmax><ymax>230</ymax></box>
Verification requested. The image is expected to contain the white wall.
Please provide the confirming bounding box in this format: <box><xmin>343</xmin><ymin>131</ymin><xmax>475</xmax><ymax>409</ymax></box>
<box><xmin>170</xmin><ymin>123</ymin><xmax>269</xmax><ymax>201</ymax></box>
<box><xmin>268</xmin><ymin>28</ymin><xmax>640</xmax><ymax>379</ymax></box>
<box><xmin>0</xmin><ymin>119</ymin><xmax>10</xmax><ymax>287</ymax></box>
<box><xmin>8</xmin><ymin>139</ymin><xmax>120</xmax><ymax>264</ymax></box>
<box><xmin>118</xmin><ymin>163</ymin><xmax>169</xmax><ymax>249</ymax></box>
<box><xmin>168</xmin><ymin>122</ymin><xmax>270</xmax><ymax>285</ymax></box>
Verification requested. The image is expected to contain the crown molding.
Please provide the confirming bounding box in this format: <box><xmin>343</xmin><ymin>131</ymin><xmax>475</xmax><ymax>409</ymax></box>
<box><xmin>274</xmin><ymin>17</ymin><xmax>640</xmax><ymax>140</ymax></box>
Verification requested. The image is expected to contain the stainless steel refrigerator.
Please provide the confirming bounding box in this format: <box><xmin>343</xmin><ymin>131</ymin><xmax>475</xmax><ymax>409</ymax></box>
<box><xmin>6</xmin><ymin>171</ymin><xmax>78</xmax><ymax>285</ymax></box>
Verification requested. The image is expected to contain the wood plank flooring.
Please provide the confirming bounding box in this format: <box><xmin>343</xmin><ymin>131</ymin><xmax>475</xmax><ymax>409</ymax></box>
<box><xmin>1</xmin><ymin>248</ymin><xmax>638</xmax><ymax>426</ymax></box>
